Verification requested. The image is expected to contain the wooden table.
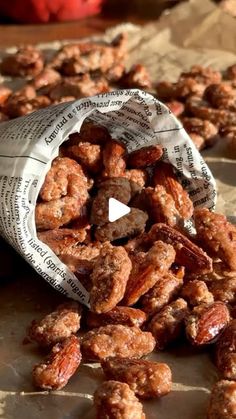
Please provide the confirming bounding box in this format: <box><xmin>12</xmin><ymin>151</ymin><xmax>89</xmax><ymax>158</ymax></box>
<box><xmin>0</xmin><ymin>15</ymin><xmax>149</xmax><ymax>47</ymax></box>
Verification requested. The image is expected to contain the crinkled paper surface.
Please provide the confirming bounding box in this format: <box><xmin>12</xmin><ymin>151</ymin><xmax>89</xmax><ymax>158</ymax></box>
<box><xmin>0</xmin><ymin>0</ymin><xmax>235</xmax><ymax>418</ymax></box>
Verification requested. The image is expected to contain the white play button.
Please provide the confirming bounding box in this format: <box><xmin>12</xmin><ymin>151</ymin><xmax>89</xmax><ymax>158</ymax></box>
<box><xmin>108</xmin><ymin>198</ymin><xmax>130</xmax><ymax>222</ymax></box>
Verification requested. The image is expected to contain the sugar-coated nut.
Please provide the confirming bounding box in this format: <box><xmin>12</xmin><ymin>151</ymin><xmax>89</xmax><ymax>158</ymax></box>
<box><xmin>152</xmin><ymin>161</ymin><xmax>194</xmax><ymax>219</ymax></box>
<box><xmin>124</xmin><ymin>241</ymin><xmax>176</xmax><ymax>306</ymax></box>
<box><xmin>141</xmin><ymin>270</ymin><xmax>184</xmax><ymax>316</ymax></box>
<box><xmin>28</xmin><ymin>301</ymin><xmax>82</xmax><ymax>347</ymax></box>
<box><xmin>81</xmin><ymin>325</ymin><xmax>155</xmax><ymax>361</ymax></box>
<box><xmin>215</xmin><ymin>320</ymin><xmax>236</xmax><ymax>380</ymax></box>
<box><xmin>63</xmin><ymin>142</ymin><xmax>102</xmax><ymax>174</ymax></box>
<box><xmin>144</xmin><ymin>185</ymin><xmax>180</xmax><ymax>227</ymax></box>
<box><xmin>90</xmin><ymin>243</ymin><xmax>132</xmax><ymax>313</ymax></box>
<box><xmin>38</xmin><ymin>228</ymin><xmax>88</xmax><ymax>255</ymax></box>
<box><xmin>185</xmin><ymin>301</ymin><xmax>230</xmax><ymax>346</ymax></box>
<box><xmin>94</xmin><ymin>380</ymin><xmax>146</xmax><ymax>419</ymax></box>
<box><xmin>1</xmin><ymin>45</ymin><xmax>44</xmax><ymax>77</ymax></box>
<box><xmin>128</xmin><ymin>145</ymin><xmax>163</xmax><ymax>168</ymax></box>
<box><xmin>148</xmin><ymin>298</ymin><xmax>188</xmax><ymax>350</ymax></box>
<box><xmin>120</xmin><ymin>64</ymin><xmax>151</xmax><ymax>89</ymax></box>
<box><xmin>86</xmin><ymin>306</ymin><xmax>147</xmax><ymax>329</ymax></box>
<box><xmin>194</xmin><ymin>208</ymin><xmax>236</xmax><ymax>271</ymax></box>
<box><xmin>207</xmin><ymin>380</ymin><xmax>236</xmax><ymax>419</ymax></box>
<box><xmin>101</xmin><ymin>358</ymin><xmax>172</xmax><ymax>399</ymax></box>
<box><xmin>181</xmin><ymin>280</ymin><xmax>214</xmax><ymax>306</ymax></box>
<box><xmin>102</xmin><ymin>139</ymin><xmax>126</xmax><ymax>178</ymax></box>
<box><xmin>208</xmin><ymin>277</ymin><xmax>236</xmax><ymax>305</ymax></box>
<box><xmin>149</xmin><ymin>223</ymin><xmax>213</xmax><ymax>274</ymax></box>
<box><xmin>33</xmin><ymin>335</ymin><xmax>81</xmax><ymax>390</ymax></box>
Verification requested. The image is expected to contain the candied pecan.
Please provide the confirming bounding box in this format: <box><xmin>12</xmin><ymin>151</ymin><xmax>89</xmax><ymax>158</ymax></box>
<box><xmin>95</xmin><ymin>208</ymin><xmax>148</xmax><ymax>242</ymax></box>
<box><xmin>28</xmin><ymin>301</ymin><xmax>82</xmax><ymax>347</ymax></box>
<box><xmin>31</xmin><ymin>68</ymin><xmax>61</xmax><ymax>90</ymax></box>
<box><xmin>81</xmin><ymin>325</ymin><xmax>155</xmax><ymax>361</ymax></box>
<box><xmin>128</xmin><ymin>145</ymin><xmax>163</xmax><ymax>168</ymax></box>
<box><xmin>51</xmin><ymin>33</ymin><xmax>127</xmax><ymax>75</ymax></box>
<box><xmin>165</xmin><ymin>100</ymin><xmax>184</xmax><ymax>117</ymax></box>
<box><xmin>194</xmin><ymin>208</ymin><xmax>236</xmax><ymax>271</ymax></box>
<box><xmin>144</xmin><ymin>186</ymin><xmax>180</xmax><ymax>227</ymax></box>
<box><xmin>175</xmin><ymin>77</ymin><xmax>205</xmax><ymax>99</ymax></box>
<box><xmin>4</xmin><ymin>94</ymin><xmax>51</xmax><ymax>118</ymax></box>
<box><xmin>123</xmin><ymin>169</ymin><xmax>148</xmax><ymax>189</ymax></box>
<box><xmin>120</xmin><ymin>64</ymin><xmax>151</xmax><ymax>89</ymax></box>
<box><xmin>208</xmin><ymin>277</ymin><xmax>236</xmax><ymax>305</ymax></box>
<box><xmin>33</xmin><ymin>335</ymin><xmax>81</xmax><ymax>390</ymax></box>
<box><xmin>140</xmin><ymin>270</ymin><xmax>184</xmax><ymax>317</ymax></box>
<box><xmin>37</xmin><ymin>228</ymin><xmax>88</xmax><ymax>255</ymax></box>
<box><xmin>124</xmin><ymin>241</ymin><xmax>176</xmax><ymax>306</ymax></box>
<box><xmin>181</xmin><ymin>117</ymin><xmax>218</xmax><ymax>147</ymax></box>
<box><xmin>0</xmin><ymin>45</ymin><xmax>44</xmax><ymax>77</ymax></box>
<box><xmin>49</xmin><ymin>74</ymin><xmax>109</xmax><ymax>101</ymax></box>
<box><xmin>152</xmin><ymin>162</ymin><xmax>194</xmax><ymax>220</ymax></box>
<box><xmin>36</xmin><ymin>157</ymin><xmax>91</xmax><ymax>230</ymax></box>
<box><xmin>149</xmin><ymin>223</ymin><xmax>213</xmax><ymax>274</ymax></box>
<box><xmin>148</xmin><ymin>298</ymin><xmax>188</xmax><ymax>350</ymax></box>
<box><xmin>39</xmin><ymin>157</ymin><xmax>89</xmax><ymax>201</ymax></box>
<box><xmin>192</xmin><ymin>260</ymin><xmax>236</xmax><ymax>285</ymax></box>
<box><xmin>90</xmin><ymin>243</ymin><xmax>132</xmax><ymax>313</ymax></box>
<box><xmin>0</xmin><ymin>85</ymin><xmax>12</xmax><ymax>106</ymax></box>
<box><xmin>59</xmin><ymin>242</ymin><xmax>102</xmax><ymax>280</ymax></box>
<box><xmin>186</xmin><ymin>97</ymin><xmax>236</xmax><ymax>126</ymax></box>
<box><xmin>35</xmin><ymin>196</ymin><xmax>88</xmax><ymax>231</ymax></box>
<box><xmin>185</xmin><ymin>301</ymin><xmax>230</xmax><ymax>345</ymax></box>
<box><xmin>102</xmin><ymin>358</ymin><xmax>172</xmax><ymax>399</ymax></box>
<box><xmin>93</xmin><ymin>380</ymin><xmax>145</xmax><ymax>419</ymax></box>
<box><xmin>215</xmin><ymin>320</ymin><xmax>236</xmax><ymax>380</ymax></box>
<box><xmin>207</xmin><ymin>380</ymin><xmax>236</xmax><ymax>419</ymax></box>
<box><xmin>3</xmin><ymin>85</ymin><xmax>37</xmax><ymax>118</ymax></box>
<box><xmin>91</xmin><ymin>177</ymin><xmax>131</xmax><ymax>226</ymax></box>
<box><xmin>226</xmin><ymin>64</ymin><xmax>236</xmax><ymax>81</ymax></box>
<box><xmin>86</xmin><ymin>306</ymin><xmax>147</xmax><ymax>329</ymax></box>
<box><xmin>67</xmin><ymin>121</ymin><xmax>111</xmax><ymax>145</ymax></box>
<box><xmin>181</xmin><ymin>280</ymin><xmax>214</xmax><ymax>307</ymax></box>
<box><xmin>63</xmin><ymin>142</ymin><xmax>102</xmax><ymax>174</ymax></box>
<box><xmin>204</xmin><ymin>83</ymin><xmax>236</xmax><ymax>110</ymax></box>
<box><xmin>180</xmin><ymin>65</ymin><xmax>222</xmax><ymax>85</ymax></box>
<box><xmin>102</xmin><ymin>139</ymin><xmax>126</xmax><ymax>177</ymax></box>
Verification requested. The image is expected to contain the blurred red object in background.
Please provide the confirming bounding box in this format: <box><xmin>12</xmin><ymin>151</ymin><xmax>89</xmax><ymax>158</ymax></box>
<box><xmin>0</xmin><ymin>0</ymin><xmax>104</xmax><ymax>23</ymax></box>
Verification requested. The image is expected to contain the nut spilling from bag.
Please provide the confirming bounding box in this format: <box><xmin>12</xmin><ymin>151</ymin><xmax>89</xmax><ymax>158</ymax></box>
<box><xmin>22</xmin><ymin>119</ymin><xmax>236</xmax><ymax>418</ymax></box>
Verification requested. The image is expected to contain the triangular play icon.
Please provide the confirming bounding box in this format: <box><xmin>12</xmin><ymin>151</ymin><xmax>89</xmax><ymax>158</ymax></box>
<box><xmin>108</xmin><ymin>198</ymin><xmax>130</xmax><ymax>222</ymax></box>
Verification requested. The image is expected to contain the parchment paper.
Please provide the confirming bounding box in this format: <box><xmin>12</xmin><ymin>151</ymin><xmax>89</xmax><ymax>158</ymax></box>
<box><xmin>0</xmin><ymin>0</ymin><xmax>236</xmax><ymax>418</ymax></box>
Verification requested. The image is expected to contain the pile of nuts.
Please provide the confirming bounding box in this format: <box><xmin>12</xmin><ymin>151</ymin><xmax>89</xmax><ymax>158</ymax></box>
<box><xmin>0</xmin><ymin>34</ymin><xmax>150</xmax><ymax>122</ymax></box>
<box><xmin>156</xmin><ymin>65</ymin><xmax>236</xmax><ymax>154</ymax></box>
<box><xmin>24</xmin><ymin>120</ymin><xmax>236</xmax><ymax>418</ymax></box>
<box><xmin>1</xmin><ymin>35</ymin><xmax>236</xmax><ymax>156</ymax></box>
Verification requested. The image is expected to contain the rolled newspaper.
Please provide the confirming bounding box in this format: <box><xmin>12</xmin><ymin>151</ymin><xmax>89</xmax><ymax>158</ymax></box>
<box><xmin>0</xmin><ymin>89</ymin><xmax>216</xmax><ymax>306</ymax></box>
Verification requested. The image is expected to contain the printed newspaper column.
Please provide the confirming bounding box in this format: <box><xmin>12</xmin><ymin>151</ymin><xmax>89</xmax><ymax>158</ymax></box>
<box><xmin>0</xmin><ymin>89</ymin><xmax>217</xmax><ymax>307</ymax></box>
